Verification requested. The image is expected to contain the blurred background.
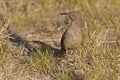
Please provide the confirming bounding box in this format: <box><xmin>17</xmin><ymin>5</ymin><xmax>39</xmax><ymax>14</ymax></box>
<box><xmin>0</xmin><ymin>0</ymin><xmax>119</xmax><ymax>28</ymax></box>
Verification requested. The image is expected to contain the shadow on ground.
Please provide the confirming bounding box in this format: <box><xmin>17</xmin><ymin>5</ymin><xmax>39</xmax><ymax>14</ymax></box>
<box><xmin>32</xmin><ymin>40</ymin><xmax>60</xmax><ymax>57</ymax></box>
<box><xmin>8</xmin><ymin>32</ymin><xmax>60</xmax><ymax>57</ymax></box>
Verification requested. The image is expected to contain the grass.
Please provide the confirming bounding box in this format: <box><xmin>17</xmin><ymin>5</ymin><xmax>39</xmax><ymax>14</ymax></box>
<box><xmin>0</xmin><ymin>0</ymin><xmax>120</xmax><ymax>80</ymax></box>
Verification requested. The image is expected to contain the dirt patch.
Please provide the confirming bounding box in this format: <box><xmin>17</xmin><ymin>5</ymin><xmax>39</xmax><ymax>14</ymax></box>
<box><xmin>6</xmin><ymin>25</ymin><xmax>64</xmax><ymax>55</ymax></box>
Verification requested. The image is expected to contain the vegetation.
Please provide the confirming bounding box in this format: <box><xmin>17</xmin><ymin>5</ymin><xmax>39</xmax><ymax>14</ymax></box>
<box><xmin>0</xmin><ymin>0</ymin><xmax>120</xmax><ymax>80</ymax></box>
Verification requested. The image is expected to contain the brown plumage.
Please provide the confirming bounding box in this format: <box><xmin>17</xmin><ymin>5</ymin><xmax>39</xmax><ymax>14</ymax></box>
<box><xmin>60</xmin><ymin>11</ymin><xmax>83</xmax><ymax>54</ymax></box>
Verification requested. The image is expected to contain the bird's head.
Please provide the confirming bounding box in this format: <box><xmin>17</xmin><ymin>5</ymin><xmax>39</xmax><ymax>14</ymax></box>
<box><xmin>60</xmin><ymin>11</ymin><xmax>83</xmax><ymax>27</ymax></box>
<box><xmin>60</xmin><ymin>11</ymin><xmax>81</xmax><ymax>21</ymax></box>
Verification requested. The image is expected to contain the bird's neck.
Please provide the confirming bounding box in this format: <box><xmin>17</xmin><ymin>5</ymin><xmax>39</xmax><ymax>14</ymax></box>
<box><xmin>69</xmin><ymin>20</ymin><xmax>82</xmax><ymax>28</ymax></box>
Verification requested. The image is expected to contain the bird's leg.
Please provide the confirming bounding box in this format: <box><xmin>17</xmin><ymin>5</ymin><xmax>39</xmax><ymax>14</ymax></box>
<box><xmin>66</xmin><ymin>48</ymin><xmax>68</xmax><ymax>54</ymax></box>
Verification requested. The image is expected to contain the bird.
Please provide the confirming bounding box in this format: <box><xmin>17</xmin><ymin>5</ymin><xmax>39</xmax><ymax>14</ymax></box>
<box><xmin>60</xmin><ymin>11</ymin><xmax>83</xmax><ymax>54</ymax></box>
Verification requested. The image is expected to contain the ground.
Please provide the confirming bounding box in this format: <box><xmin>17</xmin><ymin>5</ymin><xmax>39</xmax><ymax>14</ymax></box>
<box><xmin>0</xmin><ymin>0</ymin><xmax>120</xmax><ymax>80</ymax></box>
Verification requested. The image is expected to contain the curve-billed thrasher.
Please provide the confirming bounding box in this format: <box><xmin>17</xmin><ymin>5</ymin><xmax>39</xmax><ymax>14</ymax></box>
<box><xmin>60</xmin><ymin>11</ymin><xmax>83</xmax><ymax>54</ymax></box>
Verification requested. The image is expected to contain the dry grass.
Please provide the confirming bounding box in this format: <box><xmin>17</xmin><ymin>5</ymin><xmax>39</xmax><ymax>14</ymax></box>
<box><xmin>0</xmin><ymin>0</ymin><xmax>120</xmax><ymax>80</ymax></box>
